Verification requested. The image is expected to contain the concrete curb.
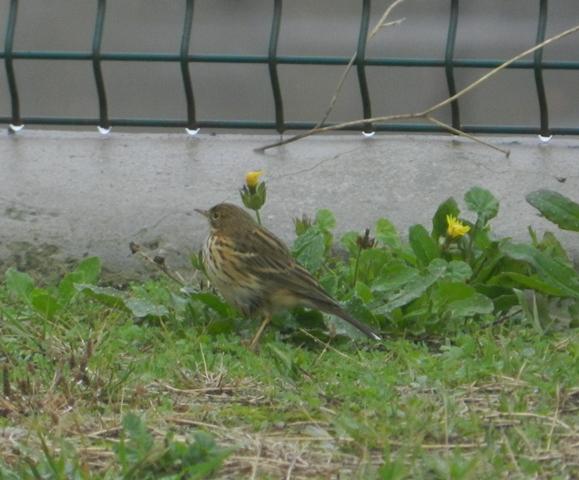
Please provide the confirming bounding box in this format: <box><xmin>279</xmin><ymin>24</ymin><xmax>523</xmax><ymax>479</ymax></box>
<box><xmin>1</xmin><ymin>130</ymin><xmax>578</xmax><ymax>281</ymax></box>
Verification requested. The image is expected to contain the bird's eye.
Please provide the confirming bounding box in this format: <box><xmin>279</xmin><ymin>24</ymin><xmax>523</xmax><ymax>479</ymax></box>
<box><xmin>211</xmin><ymin>211</ymin><xmax>220</xmax><ymax>221</ymax></box>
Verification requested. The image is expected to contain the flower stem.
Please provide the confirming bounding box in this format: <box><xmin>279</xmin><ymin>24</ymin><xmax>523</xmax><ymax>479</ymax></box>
<box><xmin>255</xmin><ymin>209</ymin><xmax>262</xmax><ymax>226</ymax></box>
<box><xmin>465</xmin><ymin>223</ymin><xmax>477</xmax><ymax>263</ymax></box>
<box><xmin>352</xmin><ymin>246</ymin><xmax>362</xmax><ymax>287</ymax></box>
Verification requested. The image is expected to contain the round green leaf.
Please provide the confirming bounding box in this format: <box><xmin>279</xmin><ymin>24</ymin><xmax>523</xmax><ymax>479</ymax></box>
<box><xmin>464</xmin><ymin>187</ymin><xmax>499</xmax><ymax>224</ymax></box>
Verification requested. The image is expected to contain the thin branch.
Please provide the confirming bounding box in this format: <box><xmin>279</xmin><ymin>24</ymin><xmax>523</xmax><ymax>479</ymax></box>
<box><xmin>368</xmin><ymin>0</ymin><xmax>406</xmax><ymax>39</ymax></box>
<box><xmin>422</xmin><ymin>23</ymin><xmax>579</xmax><ymax>115</ymax></box>
<box><xmin>378</xmin><ymin>18</ymin><xmax>406</xmax><ymax>30</ymax></box>
<box><xmin>317</xmin><ymin>0</ymin><xmax>406</xmax><ymax>128</ymax></box>
<box><xmin>317</xmin><ymin>53</ymin><xmax>357</xmax><ymax>128</ymax></box>
<box><xmin>256</xmin><ymin>112</ymin><xmax>417</xmax><ymax>152</ymax></box>
<box><xmin>129</xmin><ymin>242</ymin><xmax>186</xmax><ymax>287</ymax></box>
<box><xmin>256</xmin><ymin>22</ymin><xmax>579</xmax><ymax>154</ymax></box>
<box><xmin>425</xmin><ymin>115</ymin><xmax>510</xmax><ymax>156</ymax></box>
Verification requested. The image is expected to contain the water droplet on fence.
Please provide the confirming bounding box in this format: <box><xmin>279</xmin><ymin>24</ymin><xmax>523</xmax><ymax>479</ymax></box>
<box><xmin>9</xmin><ymin>124</ymin><xmax>24</xmax><ymax>132</ymax></box>
<box><xmin>538</xmin><ymin>134</ymin><xmax>552</xmax><ymax>143</ymax></box>
<box><xmin>362</xmin><ymin>131</ymin><xmax>375</xmax><ymax>138</ymax></box>
<box><xmin>185</xmin><ymin>127</ymin><xmax>200</xmax><ymax>136</ymax></box>
<box><xmin>97</xmin><ymin>125</ymin><xmax>111</xmax><ymax>135</ymax></box>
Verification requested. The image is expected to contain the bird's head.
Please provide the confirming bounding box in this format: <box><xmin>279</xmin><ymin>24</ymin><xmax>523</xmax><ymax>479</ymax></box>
<box><xmin>195</xmin><ymin>203</ymin><xmax>255</xmax><ymax>231</ymax></box>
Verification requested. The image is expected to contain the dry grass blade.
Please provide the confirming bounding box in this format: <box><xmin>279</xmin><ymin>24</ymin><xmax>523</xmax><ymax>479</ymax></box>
<box><xmin>297</xmin><ymin>328</ymin><xmax>361</xmax><ymax>367</ymax></box>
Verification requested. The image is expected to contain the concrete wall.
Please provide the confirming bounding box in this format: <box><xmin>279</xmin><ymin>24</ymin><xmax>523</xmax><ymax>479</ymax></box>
<box><xmin>1</xmin><ymin>2</ymin><xmax>578</xmax><ymax>281</ymax></box>
<box><xmin>1</xmin><ymin>130</ymin><xmax>577</xmax><ymax>281</ymax></box>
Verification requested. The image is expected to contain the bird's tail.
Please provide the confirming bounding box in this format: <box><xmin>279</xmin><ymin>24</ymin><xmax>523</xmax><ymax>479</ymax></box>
<box><xmin>323</xmin><ymin>303</ymin><xmax>382</xmax><ymax>341</ymax></box>
<box><xmin>284</xmin><ymin>264</ymin><xmax>381</xmax><ymax>340</ymax></box>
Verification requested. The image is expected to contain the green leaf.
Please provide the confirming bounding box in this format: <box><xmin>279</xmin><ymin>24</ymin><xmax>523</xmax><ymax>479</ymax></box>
<box><xmin>431</xmin><ymin>281</ymin><xmax>476</xmax><ymax>312</ymax></box>
<box><xmin>73</xmin><ymin>256</ymin><xmax>101</xmax><ymax>284</ymax></box>
<box><xmin>75</xmin><ymin>284</ymin><xmax>129</xmax><ymax>310</ymax></box>
<box><xmin>343</xmin><ymin>295</ymin><xmax>377</xmax><ymax>326</ymax></box>
<box><xmin>189</xmin><ymin>292</ymin><xmax>234</xmax><ymax>317</ymax></box>
<box><xmin>515</xmin><ymin>290</ymin><xmax>548</xmax><ymax>333</ymax></box>
<box><xmin>30</xmin><ymin>289</ymin><xmax>61</xmax><ymax>319</ymax></box>
<box><xmin>355</xmin><ymin>281</ymin><xmax>373</xmax><ymax>303</ymax></box>
<box><xmin>315</xmin><ymin>209</ymin><xmax>336</xmax><ymax>231</ymax></box>
<box><xmin>292</xmin><ymin>308</ymin><xmax>326</xmax><ymax>331</ymax></box>
<box><xmin>570</xmin><ymin>302</ymin><xmax>579</xmax><ymax>328</ymax></box>
<box><xmin>58</xmin><ymin>257</ymin><xmax>102</xmax><ymax>304</ymax></box>
<box><xmin>493</xmin><ymin>294</ymin><xmax>519</xmax><ymax>313</ymax></box>
<box><xmin>340</xmin><ymin>231</ymin><xmax>359</xmax><ymax>256</ymax></box>
<box><xmin>372</xmin><ymin>261</ymin><xmax>419</xmax><ymax>293</ymax></box>
<box><xmin>464</xmin><ymin>187</ymin><xmax>499</xmax><ymax>225</ymax></box>
<box><xmin>178</xmin><ymin>433</ymin><xmax>232</xmax><ymax>478</ymax></box>
<box><xmin>432</xmin><ymin>197</ymin><xmax>460</xmax><ymax>240</ymax></box>
<box><xmin>5</xmin><ymin>268</ymin><xmax>35</xmax><ymax>303</ymax></box>
<box><xmin>207</xmin><ymin>316</ymin><xmax>237</xmax><ymax>335</ymax></box>
<box><xmin>444</xmin><ymin>261</ymin><xmax>472</xmax><ymax>282</ymax></box>
<box><xmin>125</xmin><ymin>298</ymin><xmax>169</xmax><ymax>318</ymax></box>
<box><xmin>356</xmin><ymin>249</ymin><xmax>391</xmax><ymax>285</ymax></box>
<box><xmin>409</xmin><ymin>224</ymin><xmax>440</xmax><ymax>267</ymax></box>
<box><xmin>471</xmin><ymin>241</ymin><xmax>505</xmax><ymax>284</ymax></box>
<box><xmin>446</xmin><ymin>293</ymin><xmax>494</xmax><ymax>317</ymax></box>
<box><xmin>472</xmin><ymin>226</ymin><xmax>492</xmax><ymax>250</ymax></box>
<box><xmin>489</xmin><ymin>272</ymin><xmax>569</xmax><ymax>297</ymax></box>
<box><xmin>501</xmin><ymin>242</ymin><xmax>579</xmax><ymax>299</ymax></box>
<box><xmin>58</xmin><ymin>272</ymin><xmax>83</xmax><ymax>305</ymax></box>
<box><xmin>121</xmin><ymin>412</ymin><xmax>154</xmax><ymax>453</ymax></box>
<box><xmin>293</xmin><ymin>227</ymin><xmax>326</xmax><ymax>272</ymax></box>
<box><xmin>315</xmin><ymin>209</ymin><xmax>335</xmax><ymax>251</ymax></box>
<box><xmin>267</xmin><ymin>344</ymin><xmax>300</xmax><ymax>379</ymax></box>
<box><xmin>428</xmin><ymin>258</ymin><xmax>449</xmax><ymax>276</ymax></box>
<box><xmin>375</xmin><ymin>259</ymin><xmax>446</xmax><ymax>314</ymax></box>
<box><xmin>537</xmin><ymin>231</ymin><xmax>571</xmax><ymax>265</ymax></box>
<box><xmin>375</xmin><ymin>218</ymin><xmax>401</xmax><ymax>249</ymax></box>
<box><xmin>431</xmin><ymin>281</ymin><xmax>494</xmax><ymax>318</ymax></box>
<box><xmin>526</xmin><ymin>189</ymin><xmax>579</xmax><ymax>232</ymax></box>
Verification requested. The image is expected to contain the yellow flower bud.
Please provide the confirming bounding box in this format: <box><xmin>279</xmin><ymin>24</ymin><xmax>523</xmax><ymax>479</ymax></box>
<box><xmin>245</xmin><ymin>170</ymin><xmax>263</xmax><ymax>190</ymax></box>
<box><xmin>446</xmin><ymin>214</ymin><xmax>471</xmax><ymax>239</ymax></box>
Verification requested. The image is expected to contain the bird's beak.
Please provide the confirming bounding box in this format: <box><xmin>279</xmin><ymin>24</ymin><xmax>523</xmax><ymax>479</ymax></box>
<box><xmin>194</xmin><ymin>208</ymin><xmax>209</xmax><ymax>218</ymax></box>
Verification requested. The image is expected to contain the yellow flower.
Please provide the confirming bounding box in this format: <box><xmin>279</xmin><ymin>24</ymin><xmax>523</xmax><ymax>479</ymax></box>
<box><xmin>245</xmin><ymin>170</ymin><xmax>263</xmax><ymax>189</ymax></box>
<box><xmin>446</xmin><ymin>214</ymin><xmax>470</xmax><ymax>239</ymax></box>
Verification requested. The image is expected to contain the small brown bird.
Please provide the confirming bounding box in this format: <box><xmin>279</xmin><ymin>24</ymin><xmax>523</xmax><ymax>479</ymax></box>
<box><xmin>196</xmin><ymin>203</ymin><xmax>381</xmax><ymax>349</ymax></box>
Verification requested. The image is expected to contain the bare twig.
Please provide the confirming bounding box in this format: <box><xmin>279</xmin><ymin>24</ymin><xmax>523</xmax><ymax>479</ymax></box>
<box><xmin>129</xmin><ymin>242</ymin><xmax>186</xmax><ymax>286</ymax></box>
<box><xmin>425</xmin><ymin>115</ymin><xmax>510</xmax><ymax>156</ymax></box>
<box><xmin>368</xmin><ymin>0</ymin><xmax>406</xmax><ymax>39</ymax></box>
<box><xmin>256</xmin><ymin>23</ymin><xmax>579</xmax><ymax>154</ymax></box>
<box><xmin>279</xmin><ymin>0</ymin><xmax>406</xmax><ymax>147</ymax></box>
<box><xmin>317</xmin><ymin>0</ymin><xmax>406</xmax><ymax>127</ymax></box>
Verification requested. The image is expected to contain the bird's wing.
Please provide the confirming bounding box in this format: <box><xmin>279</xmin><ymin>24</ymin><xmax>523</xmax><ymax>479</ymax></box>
<box><xmin>234</xmin><ymin>225</ymin><xmax>381</xmax><ymax>339</ymax></box>
<box><xmin>233</xmin><ymin>226</ymin><xmax>293</xmax><ymax>271</ymax></box>
<box><xmin>235</xmin><ymin>227</ymin><xmax>335</xmax><ymax>307</ymax></box>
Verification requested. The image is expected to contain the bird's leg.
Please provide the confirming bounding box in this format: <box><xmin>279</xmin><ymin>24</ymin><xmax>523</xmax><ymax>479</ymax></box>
<box><xmin>249</xmin><ymin>314</ymin><xmax>271</xmax><ymax>351</ymax></box>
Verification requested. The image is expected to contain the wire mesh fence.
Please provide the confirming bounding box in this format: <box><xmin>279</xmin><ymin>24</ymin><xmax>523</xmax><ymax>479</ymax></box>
<box><xmin>1</xmin><ymin>0</ymin><xmax>578</xmax><ymax>136</ymax></box>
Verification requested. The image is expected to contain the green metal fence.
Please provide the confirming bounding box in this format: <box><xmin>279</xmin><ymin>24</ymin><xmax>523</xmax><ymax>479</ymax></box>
<box><xmin>1</xmin><ymin>0</ymin><xmax>578</xmax><ymax>136</ymax></box>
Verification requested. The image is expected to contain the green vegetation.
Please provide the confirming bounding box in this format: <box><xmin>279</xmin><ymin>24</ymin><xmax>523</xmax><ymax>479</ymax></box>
<box><xmin>0</xmin><ymin>186</ymin><xmax>577</xmax><ymax>478</ymax></box>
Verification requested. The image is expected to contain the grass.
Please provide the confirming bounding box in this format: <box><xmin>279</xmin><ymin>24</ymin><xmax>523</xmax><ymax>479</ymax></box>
<box><xmin>0</xmin><ymin>281</ymin><xmax>578</xmax><ymax>479</ymax></box>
